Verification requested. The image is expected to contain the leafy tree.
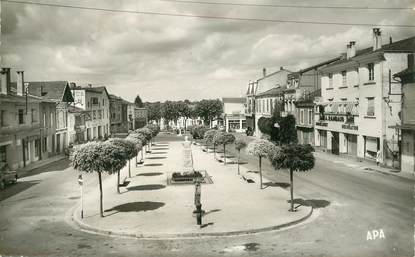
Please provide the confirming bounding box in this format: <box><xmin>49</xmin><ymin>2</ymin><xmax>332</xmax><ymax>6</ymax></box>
<box><xmin>134</xmin><ymin>95</ymin><xmax>144</xmax><ymax>107</ymax></box>
<box><xmin>190</xmin><ymin>125</ymin><xmax>208</xmax><ymax>140</ymax></box>
<box><xmin>145</xmin><ymin>102</ymin><xmax>162</xmax><ymax>123</ymax></box>
<box><xmin>108</xmin><ymin>138</ymin><xmax>137</xmax><ymax>181</ymax></box>
<box><xmin>258</xmin><ymin>117</ymin><xmax>273</xmax><ymax>136</ymax></box>
<box><xmin>176</xmin><ymin>101</ymin><xmax>191</xmax><ymax>131</ymax></box>
<box><xmin>125</xmin><ymin>135</ymin><xmax>143</xmax><ymax>169</ymax></box>
<box><xmin>195</xmin><ymin>99</ymin><xmax>223</xmax><ymax>127</ymax></box>
<box><xmin>269</xmin><ymin>144</ymin><xmax>315</xmax><ymax>211</ymax></box>
<box><xmin>204</xmin><ymin>129</ymin><xmax>218</xmax><ymax>157</ymax></box>
<box><xmin>278</xmin><ymin>114</ymin><xmax>297</xmax><ymax>145</ymax></box>
<box><xmin>246</xmin><ymin>139</ymin><xmax>275</xmax><ymax>189</ymax></box>
<box><xmin>213</xmin><ymin>132</ymin><xmax>235</xmax><ymax>165</ymax></box>
<box><xmin>136</xmin><ymin>127</ymin><xmax>153</xmax><ymax>151</ymax></box>
<box><xmin>72</xmin><ymin>142</ymin><xmax>106</xmax><ymax>217</ymax></box>
<box><xmin>234</xmin><ymin>136</ymin><xmax>247</xmax><ymax>175</ymax></box>
<box><xmin>101</xmin><ymin>141</ymin><xmax>129</xmax><ymax>194</ymax></box>
<box><xmin>161</xmin><ymin>101</ymin><xmax>180</xmax><ymax>126</ymax></box>
<box><xmin>128</xmin><ymin>132</ymin><xmax>147</xmax><ymax>164</ymax></box>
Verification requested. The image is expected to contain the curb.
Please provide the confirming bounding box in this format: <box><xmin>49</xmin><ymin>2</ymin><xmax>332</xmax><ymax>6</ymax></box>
<box><xmin>71</xmin><ymin>204</ymin><xmax>313</xmax><ymax>239</ymax></box>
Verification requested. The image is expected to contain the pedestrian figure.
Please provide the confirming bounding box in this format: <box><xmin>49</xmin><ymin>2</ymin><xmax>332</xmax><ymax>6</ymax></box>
<box><xmin>376</xmin><ymin>150</ymin><xmax>382</xmax><ymax>166</ymax></box>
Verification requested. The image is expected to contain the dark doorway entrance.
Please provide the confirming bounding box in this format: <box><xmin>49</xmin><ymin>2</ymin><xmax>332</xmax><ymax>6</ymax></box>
<box><xmin>332</xmin><ymin>132</ymin><xmax>339</xmax><ymax>155</ymax></box>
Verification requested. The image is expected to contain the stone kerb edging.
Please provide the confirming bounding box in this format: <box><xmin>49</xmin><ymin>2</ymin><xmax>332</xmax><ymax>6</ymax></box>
<box><xmin>71</xmin><ymin>204</ymin><xmax>313</xmax><ymax>239</ymax></box>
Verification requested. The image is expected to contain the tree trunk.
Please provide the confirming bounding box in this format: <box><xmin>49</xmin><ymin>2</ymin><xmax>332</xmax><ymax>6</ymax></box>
<box><xmin>98</xmin><ymin>172</ymin><xmax>103</xmax><ymax>217</ymax></box>
<box><xmin>117</xmin><ymin>170</ymin><xmax>120</xmax><ymax>194</ymax></box>
<box><xmin>223</xmin><ymin>145</ymin><xmax>226</xmax><ymax>165</ymax></box>
<box><xmin>259</xmin><ymin>156</ymin><xmax>262</xmax><ymax>189</ymax></box>
<box><xmin>135</xmin><ymin>154</ymin><xmax>138</xmax><ymax>167</ymax></box>
<box><xmin>290</xmin><ymin>168</ymin><xmax>294</xmax><ymax>211</ymax></box>
<box><xmin>128</xmin><ymin>159</ymin><xmax>131</xmax><ymax>178</ymax></box>
<box><xmin>213</xmin><ymin>144</ymin><xmax>216</xmax><ymax>160</ymax></box>
<box><xmin>141</xmin><ymin>147</ymin><xmax>144</xmax><ymax>161</ymax></box>
<box><xmin>237</xmin><ymin>150</ymin><xmax>240</xmax><ymax>175</ymax></box>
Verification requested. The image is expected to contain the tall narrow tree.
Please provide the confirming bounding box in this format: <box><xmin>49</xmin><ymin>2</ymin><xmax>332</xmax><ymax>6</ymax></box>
<box><xmin>269</xmin><ymin>144</ymin><xmax>315</xmax><ymax>211</ymax></box>
<box><xmin>234</xmin><ymin>137</ymin><xmax>247</xmax><ymax>174</ymax></box>
<box><xmin>246</xmin><ymin>139</ymin><xmax>274</xmax><ymax>189</ymax></box>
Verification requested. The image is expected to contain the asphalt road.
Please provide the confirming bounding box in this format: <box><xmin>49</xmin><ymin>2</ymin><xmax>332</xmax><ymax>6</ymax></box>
<box><xmin>0</xmin><ymin>133</ymin><xmax>413</xmax><ymax>257</ymax></box>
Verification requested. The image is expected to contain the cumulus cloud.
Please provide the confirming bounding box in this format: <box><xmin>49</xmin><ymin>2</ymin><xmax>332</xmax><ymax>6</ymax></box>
<box><xmin>1</xmin><ymin>0</ymin><xmax>414</xmax><ymax>102</ymax></box>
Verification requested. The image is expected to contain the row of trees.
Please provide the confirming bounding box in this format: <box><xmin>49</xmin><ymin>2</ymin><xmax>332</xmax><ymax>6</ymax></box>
<box><xmin>72</xmin><ymin>124</ymin><xmax>160</xmax><ymax>217</ymax></box>
<box><xmin>143</xmin><ymin>99</ymin><xmax>223</xmax><ymax>128</ymax></box>
<box><xmin>193</xmin><ymin>125</ymin><xmax>314</xmax><ymax>211</ymax></box>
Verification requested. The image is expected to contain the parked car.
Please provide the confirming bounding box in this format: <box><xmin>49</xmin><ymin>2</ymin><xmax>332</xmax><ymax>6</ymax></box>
<box><xmin>0</xmin><ymin>163</ymin><xmax>18</xmax><ymax>190</ymax></box>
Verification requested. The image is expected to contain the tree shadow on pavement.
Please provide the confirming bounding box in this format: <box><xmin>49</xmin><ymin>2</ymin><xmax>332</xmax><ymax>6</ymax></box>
<box><xmin>127</xmin><ymin>184</ymin><xmax>166</xmax><ymax>191</ymax></box>
<box><xmin>263</xmin><ymin>182</ymin><xmax>290</xmax><ymax>189</ymax></box>
<box><xmin>0</xmin><ymin>180</ymin><xmax>41</xmax><ymax>201</ymax></box>
<box><xmin>201</xmin><ymin>222</ymin><xmax>214</xmax><ymax>228</ymax></box>
<box><xmin>105</xmin><ymin>201</ymin><xmax>165</xmax><ymax>214</ymax></box>
<box><xmin>144</xmin><ymin>163</ymin><xmax>163</xmax><ymax>167</ymax></box>
<box><xmin>22</xmin><ymin>159</ymin><xmax>71</xmax><ymax>178</ymax></box>
<box><xmin>203</xmin><ymin>209</ymin><xmax>221</xmax><ymax>216</ymax></box>
<box><xmin>151</xmin><ymin>148</ymin><xmax>169</xmax><ymax>151</ymax></box>
<box><xmin>289</xmin><ymin>198</ymin><xmax>331</xmax><ymax>209</ymax></box>
<box><xmin>136</xmin><ymin>172</ymin><xmax>163</xmax><ymax>177</ymax></box>
<box><xmin>147</xmin><ymin>157</ymin><xmax>167</xmax><ymax>160</ymax></box>
<box><xmin>151</xmin><ymin>152</ymin><xmax>167</xmax><ymax>154</ymax></box>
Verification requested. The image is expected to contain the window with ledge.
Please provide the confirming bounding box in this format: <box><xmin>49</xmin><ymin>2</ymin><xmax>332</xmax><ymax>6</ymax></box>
<box><xmin>91</xmin><ymin>97</ymin><xmax>99</xmax><ymax>105</ymax></box>
<box><xmin>368</xmin><ymin>63</ymin><xmax>374</xmax><ymax>81</ymax></box>
<box><xmin>366</xmin><ymin>97</ymin><xmax>375</xmax><ymax>116</ymax></box>
<box><xmin>328</xmin><ymin>73</ymin><xmax>333</xmax><ymax>88</ymax></box>
<box><xmin>31</xmin><ymin>109</ymin><xmax>38</xmax><ymax>123</ymax></box>
<box><xmin>18</xmin><ymin>109</ymin><xmax>25</xmax><ymax>124</ymax></box>
<box><xmin>341</xmin><ymin>71</ymin><xmax>347</xmax><ymax>87</ymax></box>
<box><xmin>308</xmin><ymin>110</ymin><xmax>313</xmax><ymax>125</ymax></box>
<box><xmin>300</xmin><ymin>110</ymin><xmax>304</xmax><ymax>124</ymax></box>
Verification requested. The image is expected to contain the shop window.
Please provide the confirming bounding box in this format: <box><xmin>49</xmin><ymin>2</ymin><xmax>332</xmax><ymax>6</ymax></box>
<box><xmin>0</xmin><ymin>145</ymin><xmax>6</xmax><ymax>164</ymax></box>
<box><xmin>43</xmin><ymin>137</ymin><xmax>47</xmax><ymax>152</ymax></box>
<box><xmin>34</xmin><ymin>140</ymin><xmax>40</xmax><ymax>157</ymax></box>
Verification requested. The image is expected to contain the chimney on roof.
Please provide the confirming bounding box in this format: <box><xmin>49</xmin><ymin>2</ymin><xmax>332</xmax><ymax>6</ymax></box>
<box><xmin>346</xmin><ymin>43</ymin><xmax>351</xmax><ymax>59</ymax></box>
<box><xmin>16</xmin><ymin>71</ymin><xmax>25</xmax><ymax>96</ymax></box>
<box><xmin>262</xmin><ymin>68</ymin><xmax>266</xmax><ymax>77</ymax></box>
<box><xmin>389</xmin><ymin>36</ymin><xmax>393</xmax><ymax>44</ymax></box>
<box><xmin>1</xmin><ymin>68</ymin><xmax>11</xmax><ymax>94</ymax></box>
<box><xmin>348</xmin><ymin>41</ymin><xmax>356</xmax><ymax>59</ymax></box>
<box><xmin>88</xmin><ymin>83</ymin><xmax>92</xmax><ymax>88</ymax></box>
<box><xmin>280</xmin><ymin>66</ymin><xmax>283</xmax><ymax>71</ymax></box>
<box><xmin>372</xmin><ymin>28</ymin><xmax>382</xmax><ymax>51</ymax></box>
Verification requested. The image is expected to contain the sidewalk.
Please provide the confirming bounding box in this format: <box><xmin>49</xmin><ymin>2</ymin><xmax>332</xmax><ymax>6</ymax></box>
<box><xmin>72</xmin><ymin>139</ymin><xmax>313</xmax><ymax>238</ymax></box>
<box><xmin>17</xmin><ymin>154</ymin><xmax>67</xmax><ymax>178</ymax></box>
<box><xmin>313</xmin><ymin>149</ymin><xmax>414</xmax><ymax>181</ymax></box>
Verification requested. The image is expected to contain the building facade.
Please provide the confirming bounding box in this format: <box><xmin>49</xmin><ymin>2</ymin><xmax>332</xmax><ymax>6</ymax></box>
<box><xmin>27</xmin><ymin>81</ymin><xmax>74</xmax><ymax>153</ymax></box>
<box><xmin>393</xmin><ymin>54</ymin><xmax>415</xmax><ymax>173</ymax></box>
<box><xmin>222</xmin><ymin>97</ymin><xmax>246</xmax><ymax>133</ymax></box>
<box><xmin>245</xmin><ymin>80</ymin><xmax>258</xmax><ymax>132</ymax></box>
<box><xmin>254</xmin><ymin>67</ymin><xmax>291</xmax><ymax>138</ymax></box>
<box><xmin>0</xmin><ymin>68</ymin><xmax>57</xmax><ymax>171</ymax></box>
<box><xmin>109</xmin><ymin>94</ymin><xmax>129</xmax><ymax>135</ymax></box>
<box><xmin>71</xmin><ymin>85</ymin><xmax>110</xmax><ymax>141</ymax></box>
<box><xmin>315</xmin><ymin>29</ymin><xmax>414</xmax><ymax>168</ymax></box>
<box><xmin>288</xmin><ymin>58</ymin><xmax>340</xmax><ymax>145</ymax></box>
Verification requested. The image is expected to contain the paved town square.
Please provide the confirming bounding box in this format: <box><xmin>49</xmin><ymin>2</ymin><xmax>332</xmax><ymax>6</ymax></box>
<box><xmin>1</xmin><ymin>0</ymin><xmax>414</xmax><ymax>256</ymax></box>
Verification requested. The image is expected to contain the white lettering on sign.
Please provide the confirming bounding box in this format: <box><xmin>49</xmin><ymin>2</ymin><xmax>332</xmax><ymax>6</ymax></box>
<box><xmin>366</xmin><ymin>229</ymin><xmax>385</xmax><ymax>240</ymax></box>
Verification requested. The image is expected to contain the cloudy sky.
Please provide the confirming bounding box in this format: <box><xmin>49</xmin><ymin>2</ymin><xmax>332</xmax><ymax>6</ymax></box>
<box><xmin>1</xmin><ymin>0</ymin><xmax>414</xmax><ymax>102</ymax></box>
